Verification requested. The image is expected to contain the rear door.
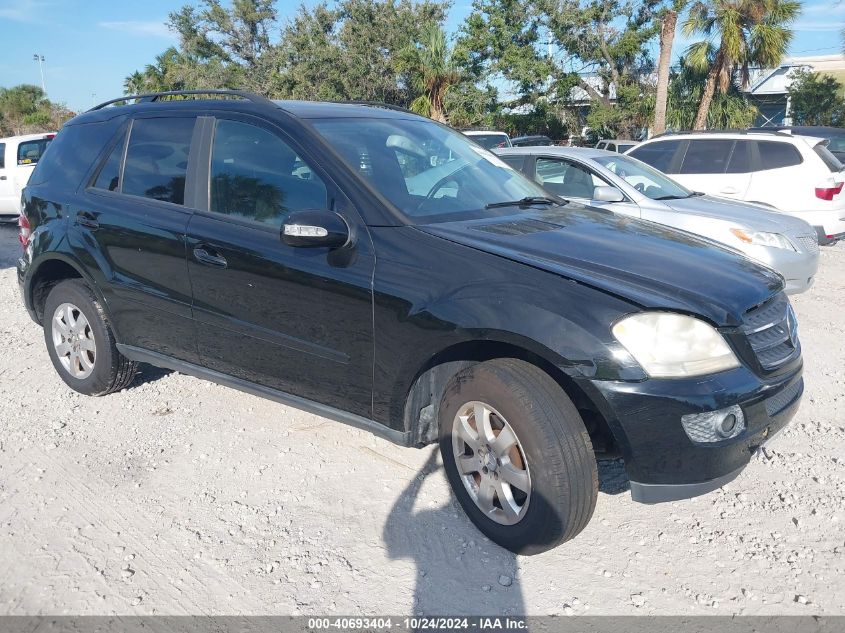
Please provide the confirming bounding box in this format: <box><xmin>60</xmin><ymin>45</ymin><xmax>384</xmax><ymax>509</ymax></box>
<box><xmin>745</xmin><ymin>140</ymin><xmax>805</xmax><ymax>208</ymax></box>
<box><xmin>185</xmin><ymin>114</ymin><xmax>375</xmax><ymax>418</ymax></box>
<box><xmin>674</xmin><ymin>138</ymin><xmax>752</xmax><ymax>199</ymax></box>
<box><xmin>74</xmin><ymin>114</ymin><xmax>200</xmax><ymax>363</ymax></box>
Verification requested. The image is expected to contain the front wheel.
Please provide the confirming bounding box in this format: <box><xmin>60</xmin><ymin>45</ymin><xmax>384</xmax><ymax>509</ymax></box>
<box><xmin>439</xmin><ymin>359</ymin><xmax>598</xmax><ymax>554</ymax></box>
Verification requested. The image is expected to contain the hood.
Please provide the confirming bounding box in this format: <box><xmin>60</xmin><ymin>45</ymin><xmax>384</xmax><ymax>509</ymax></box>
<box><xmin>661</xmin><ymin>195</ymin><xmax>815</xmax><ymax>235</ymax></box>
<box><xmin>417</xmin><ymin>205</ymin><xmax>784</xmax><ymax>327</ymax></box>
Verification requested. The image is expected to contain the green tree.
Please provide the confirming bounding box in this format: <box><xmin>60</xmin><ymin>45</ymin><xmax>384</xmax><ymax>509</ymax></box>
<box><xmin>666</xmin><ymin>56</ymin><xmax>757</xmax><ymax>129</ymax></box>
<box><xmin>398</xmin><ymin>24</ymin><xmax>461</xmax><ymax>122</ymax></box>
<box><xmin>787</xmin><ymin>68</ymin><xmax>845</xmax><ymax>126</ymax></box>
<box><xmin>0</xmin><ymin>84</ymin><xmax>72</xmax><ymax>135</ymax></box>
<box><xmin>683</xmin><ymin>0</ymin><xmax>800</xmax><ymax>130</ymax></box>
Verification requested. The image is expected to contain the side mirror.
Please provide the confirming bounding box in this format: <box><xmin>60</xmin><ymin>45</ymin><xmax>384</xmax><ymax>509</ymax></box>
<box><xmin>592</xmin><ymin>186</ymin><xmax>625</xmax><ymax>203</ymax></box>
<box><xmin>281</xmin><ymin>209</ymin><xmax>350</xmax><ymax>248</ymax></box>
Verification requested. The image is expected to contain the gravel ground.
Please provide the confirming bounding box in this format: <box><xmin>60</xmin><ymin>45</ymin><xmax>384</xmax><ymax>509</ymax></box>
<box><xmin>0</xmin><ymin>223</ymin><xmax>843</xmax><ymax>616</ymax></box>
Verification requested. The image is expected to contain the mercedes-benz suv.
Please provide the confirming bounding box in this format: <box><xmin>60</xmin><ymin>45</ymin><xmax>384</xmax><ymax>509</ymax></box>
<box><xmin>17</xmin><ymin>91</ymin><xmax>803</xmax><ymax>554</ymax></box>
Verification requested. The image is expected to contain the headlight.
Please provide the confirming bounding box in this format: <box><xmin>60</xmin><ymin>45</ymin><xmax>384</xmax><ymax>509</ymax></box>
<box><xmin>612</xmin><ymin>313</ymin><xmax>739</xmax><ymax>378</ymax></box>
<box><xmin>730</xmin><ymin>228</ymin><xmax>795</xmax><ymax>251</ymax></box>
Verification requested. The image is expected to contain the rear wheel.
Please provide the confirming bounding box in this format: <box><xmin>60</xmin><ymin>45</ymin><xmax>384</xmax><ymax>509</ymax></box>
<box><xmin>439</xmin><ymin>359</ymin><xmax>598</xmax><ymax>554</ymax></box>
<box><xmin>43</xmin><ymin>280</ymin><xmax>137</xmax><ymax>396</ymax></box>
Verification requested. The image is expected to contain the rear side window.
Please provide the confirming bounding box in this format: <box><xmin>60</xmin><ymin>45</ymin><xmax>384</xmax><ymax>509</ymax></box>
<box><xmin>726</xmin><ymin>140</ymin><xmax>752</xmax><ymax>174</ymax></box>
<box><xmin>679</xmin><ymin>139</ymin><xmax>733</xmax><ymax>174</ymax></box>
<box><xmin>29</xmin><ymin>122</ymin><xmax>119</xmax><ymax>190</ymax></box>
<box><xmin>0</xmin><ymin>143</ymin><xmax>5</xmax><ymax>169</ymax></box>
<box><xmin>209</xmin><ymin>119</ymin><xmax>328</xmax><ymax>228</ymax></box>
<box><xmin>628</xmin><ymin>140</ymin><xmax>682</xmax><ymax>173</ymax></box>
<box><xmin>17</xmin><ymin>138</ymin><xmax>51</xmax><ymax>165</ymax></box>
<box><xmin>122</xmin><ymin>117</ymin><xmax>195</xmax><ymax>205</ymax></box>
<box><xmin>499</xmin><ymin>155</ymin><xmax>525</xmax><ymax>171</ymax></box>
<box><xmin>756</xmin><ymin>141</ymin><xmax>802</xmax><ymax>170</ymax></box>
<box><xmin>814</xmin><ymin>143</ymin><xmax>843</xmax><ymax>172</ymax></box>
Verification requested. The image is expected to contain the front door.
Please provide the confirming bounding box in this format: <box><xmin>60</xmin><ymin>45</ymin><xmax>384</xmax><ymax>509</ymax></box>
<box><xmin>186</xmin><ymin>115</ymin><xmax>375</xmax><ymax>418</ymax></box>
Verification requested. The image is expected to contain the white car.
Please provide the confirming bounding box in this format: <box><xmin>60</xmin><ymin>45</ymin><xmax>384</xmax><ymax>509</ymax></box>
<box><xmin>0</xmin><ymin>132</ymin><xmax>55</xmax><ymax>221</ymax></box>
<box><xmin>626</xmin><ymin>131</ymin><xmax>845</xmax><ymax>244</ymax></box>
<box><xmin>595</xmin><ymin>139</ymin><xmax>638</xmax><ymax>153</ymax></box>
<box><xmin>462</xmin><ymin>130</ymin><xmax>512</xmax><ymax>150</ymax></box>
<box><xmin>496</xmin><ymin>146</ymin><xmax>820</xmax><ymax>295</ymax></box>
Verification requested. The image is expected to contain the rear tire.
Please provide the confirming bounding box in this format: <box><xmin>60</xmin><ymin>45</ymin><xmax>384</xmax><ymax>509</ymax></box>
<box><xmin>43</xmin><ymin>279</ymin><xmax>137</xmax><ymax>396</ymax></box>
<box><xmin>439</xmin><ymin>359</ymin><xmax>598</xmax><ymax>554</ymax></box>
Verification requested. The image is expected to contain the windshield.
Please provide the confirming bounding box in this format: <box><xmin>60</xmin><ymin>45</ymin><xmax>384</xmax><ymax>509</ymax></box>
<box><xmin>311</xmin><ymin>118</ymin><xmax>553</xmax><ymax>223</ymax></box>
<box><xmin>592</xmin><ymin>153</ymin><xmax>693</xmax><ymax>200</ymax></box>
<box><xmin>466</xmin><ymin>133</ymin><xmax>510</xmax><ymax>150</ymax></box>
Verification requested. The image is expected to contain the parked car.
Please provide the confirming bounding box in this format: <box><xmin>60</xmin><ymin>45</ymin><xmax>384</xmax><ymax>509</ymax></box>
<box><xmin>18</xmin><ymin>90</ymin><xmax>803</xmax><ymax>554</ymax></box>
<box><xmin>0</xmin><ymin>132</ymin><xmax>55</xmax><ymax>221</ymax></box>
<box><xmin>595</xmin><ymin>139</ymin><xmax>638</xmax><ymax>153</ymax></box>
<box><xmin>511</xmin><ymin>134</ymin><xmax>554</xmax><ymax>147</ymax></box>
<box><xmin>751</xmin><ymin>126</ymin><xmax>845</xmax><ymax>164</ymax></box>
<box><xmin>462</xmin><ymin>130</ymin><xmax>512</xmax><ymax>149</ymax></box>
<box><xmin>496</xmin><ymin>146</ymin><xmax>819</xmax><ymax>295</ymax></box>
<box><xmin>626</xmin><ymin>131</ymin><xmax>845</xmax><ymax>244</ymax></box>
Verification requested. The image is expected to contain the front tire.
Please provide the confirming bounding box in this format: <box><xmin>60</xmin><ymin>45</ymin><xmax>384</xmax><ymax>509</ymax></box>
<box><xmin>439</xmin><ymin>359</ymin><xmax>598</xmax><ymax>554</ymax></box>
<box><xmin>43</xmin><ymin>279</ymin><xmax>137</xmax><ymax>396</ymax></box>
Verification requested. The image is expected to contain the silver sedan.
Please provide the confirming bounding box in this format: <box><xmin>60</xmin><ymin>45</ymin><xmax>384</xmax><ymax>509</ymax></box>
<box><xmin>495</xmin><ymin>146</ymin><xmax>819</xmax><ymax>295</ymax></box>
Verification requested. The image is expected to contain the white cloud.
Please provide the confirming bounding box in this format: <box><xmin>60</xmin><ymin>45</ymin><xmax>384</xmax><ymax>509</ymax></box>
<box><xmin>0</xmin><ymin>0</ymin><xmax>54</xmax><ymax>22</ymax></box>
<box><xmin>793</xmin><ymin>20</ymin><xmax>845</xmax><ymax>32</ymax></box>
<box><xmin>98</xmin><ymin>20</ymin><xmax>173</xmax><ymax>39</ymax></box>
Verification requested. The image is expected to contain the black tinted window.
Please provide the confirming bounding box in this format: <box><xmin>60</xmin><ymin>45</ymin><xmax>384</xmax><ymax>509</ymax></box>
<box><xmin>679</xmin><ymin>139</ymin><xmax>733</xmax><ymax>174</ymax></box>
<box><xmin>210</xmin><ymin>119</ymin><xmax>327</xmax><ymax>228</ymax></box>
<box><xmin>757</xmin><ymin>141</ymin><xmax>802</xmax><ymax>170</ymax></box>
<box><xmin>29</xmin><ymin>122</ymin><xmax>118</xmax><ymax>190</ymax></box>
<box><xmin>629</xmin><ymin>140</ymin><xmax>682</xmax><ymax>173</ymax></box>
<box><xmin>0</xmin><ymin>143</ymin><xmax>4</xmax><ymax>169</ymax></box>
<box><xmin>726</xmin><ymin>140</ymin><xmax>752</xmax><ymax>174</ymax></box>
<box><xmin>93</xmin><ymin>132</ymin><xmax>125</xmax><ymax>192</ymax></box>
<box><xmin>122</xmin><ymin>118</ymin><xmax>195</xmax><ymax>205</ymax></box>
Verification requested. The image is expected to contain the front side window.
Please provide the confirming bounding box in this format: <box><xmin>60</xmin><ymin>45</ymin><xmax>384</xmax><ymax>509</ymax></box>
<box><xmin>679</xmin><ymin>139</ymin><xmax>734</xmax><ymax>174</ymax></box>
<box><xmin>122</xmin><ymin>117</ymin><xmax>195</xmax><ymax>205</ymax></box>
<box><xmin>17</xmin><ymin>138</ymin><xmax>51</xmax><ymax>166</ymax></box>
<box><xmin>311</xmin><ymin>117</ymin><xmax>551</xmax><ymax>223</ymax></box>
<box><xmin>535</xmin><ymin>158</ymin><xmax>607</xmax><ymax>199</ymax></box>
<box><xmin>628</xmin><ymin>140</ymin><xmax>682</xmax><ymax>173</ymax></box>
<box><xmin>593</xmin><ymin>154</ymin><xmax>693</xmax><ymax>200</ymax></box>
<box><xmin>210</xmin><ymin>119</ymin><xmax>327</xmax><ymax>228</ymax></box>
<box><xmin>756</xmin><ymin>141</ymin><xmax>803</xmax><ymax>170</ymax></box>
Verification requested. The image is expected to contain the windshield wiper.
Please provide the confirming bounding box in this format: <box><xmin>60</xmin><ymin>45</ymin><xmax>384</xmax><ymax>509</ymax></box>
<box><xmin>485</xmin><ymin>196</ymin><xmax>561</xmax><ymax>209</ymax></box>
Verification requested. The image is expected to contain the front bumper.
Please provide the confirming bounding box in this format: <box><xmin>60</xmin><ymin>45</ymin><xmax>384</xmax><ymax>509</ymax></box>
<box><xmin>578</xmin><ymin>361</ymin><xmax>803</xmax><ymax>503</ymax></box>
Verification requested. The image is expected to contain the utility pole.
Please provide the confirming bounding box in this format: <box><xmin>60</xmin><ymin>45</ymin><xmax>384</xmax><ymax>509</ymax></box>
<box><xmin>33</xmin><ymin>54</ymin><xmax>46</xmax><ymax>94</ymax></box>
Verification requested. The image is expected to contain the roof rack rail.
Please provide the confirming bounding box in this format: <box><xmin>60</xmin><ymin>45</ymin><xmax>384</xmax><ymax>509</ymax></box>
<box><xmin>88</xmin><ymin>89</ymin><xmax>275</xmax><ymax>112</ymax></box>
<box><xmin>650</xmin><ymin>128</ymin><xmax>794</xmax><ymax>139</ymax></box>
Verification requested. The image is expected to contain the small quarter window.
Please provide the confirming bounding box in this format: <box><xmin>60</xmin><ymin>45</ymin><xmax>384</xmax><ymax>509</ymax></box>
<box><xmin>628</xmin><ymin>140</ymin><xmax>683</xmax><ymax>173</ymax></box>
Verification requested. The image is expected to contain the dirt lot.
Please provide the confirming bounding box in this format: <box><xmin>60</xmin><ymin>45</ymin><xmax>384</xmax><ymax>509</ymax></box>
<box><xmin>0</xmin><ymin>223</ymin><xmax>843</xmax><ymax>616</ymax></box>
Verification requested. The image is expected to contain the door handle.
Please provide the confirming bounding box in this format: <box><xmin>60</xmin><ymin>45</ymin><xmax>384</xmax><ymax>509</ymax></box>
<box><xmin>193</xmin><ymin>245</ymin><xmax>228</xmax><ymax>268</ymax></box>
<box><xmin>0</xmin><ymin>175</ymin><xmax>7</xmax><ymax>180</ymax></box>
<box><xmin>76</xmin><ymin>211</ymin><xmax>99</xmax><ymax>230</ymax></box>
<box><xmin>720</xmin><ymin>187</ymin><xmax>739</xmax><ymax>195</ymax></box>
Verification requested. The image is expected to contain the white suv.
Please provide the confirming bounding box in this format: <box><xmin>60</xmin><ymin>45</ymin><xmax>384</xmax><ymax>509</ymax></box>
<box><xmin>627</xmin><ymin>131</ymin><xmax>845</xmax><ymax>243</ymax></box>
<box><xmin>0</xmin><ymin>132</ymin><xmax>55</xmax><ymax>221</ymax></box>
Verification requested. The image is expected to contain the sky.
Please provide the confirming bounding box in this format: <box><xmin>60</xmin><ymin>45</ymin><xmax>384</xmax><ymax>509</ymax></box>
<box><xmin>0</xmin><ymin>0</ymin><xmax>842</xmax><ymax>113</ymax></box>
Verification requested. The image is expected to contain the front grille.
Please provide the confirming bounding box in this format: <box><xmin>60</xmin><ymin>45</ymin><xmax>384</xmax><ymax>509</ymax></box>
<box><xmin>794</xmin><ymin>234</ymin><xmax>819</xmax><ymax>254</ymax></box>
<box><xmin>743</xmin><ymin>294</ymin><xmax>799</xmax><ymax>370</ymax></box>
<box><xmin>765</xmin><ymin>378</ymin><xmax>804</xmax><ymax>417</ymax></box>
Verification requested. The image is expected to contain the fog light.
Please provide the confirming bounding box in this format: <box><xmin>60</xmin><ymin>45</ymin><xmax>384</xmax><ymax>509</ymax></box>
<box><xmin>681</xmin><ymin>405</ymin><xmax>745</xmax><ymax>443</ymax></box>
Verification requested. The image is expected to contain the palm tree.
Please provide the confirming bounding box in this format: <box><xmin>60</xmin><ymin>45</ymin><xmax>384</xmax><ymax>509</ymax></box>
<box><xmin>123</xmin><ymin>71</ymin><xmax>146</xmax><ymax>96</ymax></box>
<box><xmin>399</xmin><ymin>25</ymin><xmax>461</xmax><ymax>123</ymax></box>
<box><xmin>683</xmin><ymin>0</ymin><xmax>800</xmax><ymax>130</ymax></box>
<box><xmin>653</xmin><ymin>0</ymin><xmax>687</xmax><ymax>134</ymax></box>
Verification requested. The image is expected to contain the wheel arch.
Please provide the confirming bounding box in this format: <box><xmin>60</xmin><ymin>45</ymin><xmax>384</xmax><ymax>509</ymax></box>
<box><xmin>27</xmin><ymin>254</ymin><xmax>111</xmax><ymax>330</ymax></box>
<box><xmin>402</xmin><ymin>338</ymin><xmax>620</xmax><ymax>455</ymax></box>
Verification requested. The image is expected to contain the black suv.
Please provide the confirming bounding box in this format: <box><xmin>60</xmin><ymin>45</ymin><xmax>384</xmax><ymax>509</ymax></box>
<box><xmin>17</xmin><ymin>90</ymin><xmax>804</xmax><ymax>554</ymax></box>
